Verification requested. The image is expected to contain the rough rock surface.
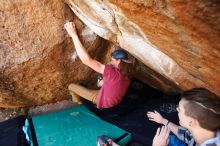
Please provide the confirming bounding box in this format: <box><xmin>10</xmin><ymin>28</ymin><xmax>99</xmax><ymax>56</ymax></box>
<box><xmin>66</xmin><ymin>0</ymin><xmax>220</xmax><ymax>94</ymax></box>
<box><xmin>0</xmin><ymin>0</ymin><xmax>220</xmax><ymax>108</ymax></box>
<box><xmin>0</xmin><ymin>0</ymin><xmax>109</xmax><ymax>108</ymax></box>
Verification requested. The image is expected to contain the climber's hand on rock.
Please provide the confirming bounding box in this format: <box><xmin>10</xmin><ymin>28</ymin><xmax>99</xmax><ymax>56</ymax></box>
<box><xmin>64</xmin><ymin>22</ymin><xmax>77</xmax><ymax>37</ymax></box>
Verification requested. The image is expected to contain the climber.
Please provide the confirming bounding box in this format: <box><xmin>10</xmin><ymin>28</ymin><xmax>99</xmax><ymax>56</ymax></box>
<box><xmin>147</xmin><ymin>88</ymin><xmax>220</xmax><ymax>146</ymax></box>
<box><xmin>64</xmin><ymin>22</ymin><xmax>136</xmax><ymax>109</ymax></box>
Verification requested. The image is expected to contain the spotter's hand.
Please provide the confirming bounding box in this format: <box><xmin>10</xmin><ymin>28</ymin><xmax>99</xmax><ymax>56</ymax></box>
<box><xmin>152</xmin><ymin>126</ymin><xmax>170</xmax><ymax>146</ymax></box>
<box><xmin>147</xmin><ymin>110</ymin><xmax>164</xmax><ymax>124</ymax></box>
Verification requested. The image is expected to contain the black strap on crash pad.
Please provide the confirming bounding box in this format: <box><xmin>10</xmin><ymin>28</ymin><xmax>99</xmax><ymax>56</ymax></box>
<box><xmin>28</xmin><ymin>118</ymin><xmax>38</xmax><ymax>146</ymax></box>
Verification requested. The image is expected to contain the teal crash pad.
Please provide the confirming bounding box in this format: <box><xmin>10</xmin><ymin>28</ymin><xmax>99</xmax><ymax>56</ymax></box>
<box><xmin>30</xmin><ymin>105</ymin><xmax>131</xmax><ymax>146</ymax></box>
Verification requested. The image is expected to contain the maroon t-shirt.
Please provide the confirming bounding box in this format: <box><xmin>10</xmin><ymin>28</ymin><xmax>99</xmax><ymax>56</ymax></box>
<box><xmin>96</xmin><ymin>65</ymin><xmax>131</xmax><ymax>109</ymax></box>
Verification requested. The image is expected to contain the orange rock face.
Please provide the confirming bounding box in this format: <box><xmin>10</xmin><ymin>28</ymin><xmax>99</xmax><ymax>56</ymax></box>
<box><xmin>0</xmin><ymin>0</ymin><xmax>220</xmax><ymax>108</ymax></box>
<box><xmin>0</xmin><ymin>0</ymin><xmax>109</xmax><ymax>108</ymax></box>
<box><xmin>113</xmin><ymin>0</ymin><xmax>220</xmax><ymax>93</ymax></box>
<box><xmin>67</xmin><ymin>0</ymin><xmax>220</xmax><ymax>94</ymax></box>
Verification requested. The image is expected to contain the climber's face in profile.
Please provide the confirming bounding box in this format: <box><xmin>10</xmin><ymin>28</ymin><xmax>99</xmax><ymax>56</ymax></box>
<box><xmin>110</xmin><ymin>57</ymin><xmax>121</xmax><ymax>68</ymax></box>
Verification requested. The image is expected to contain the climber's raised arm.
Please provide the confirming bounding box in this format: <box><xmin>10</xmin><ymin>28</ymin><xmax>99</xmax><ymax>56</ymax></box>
<box><xmin>64</xmin><ymin>22</ymin><xmax>105</xmax><ymax>74</ymax></box>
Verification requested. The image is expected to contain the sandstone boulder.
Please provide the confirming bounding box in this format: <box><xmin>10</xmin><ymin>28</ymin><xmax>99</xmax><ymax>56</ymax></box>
<box><xmin>1</xmin><ymin>0</ymin><xmax>220</xmax><ymax>108</ymax></box>
<box><xmin>66</xmin><ymin>0</ymin><xmax>220</xmax><ymax>94</ymax></box>
<box><xmin>0</xmin><ymin>0</ymin><xmax>108</xmax><ymax>108</ymax></box>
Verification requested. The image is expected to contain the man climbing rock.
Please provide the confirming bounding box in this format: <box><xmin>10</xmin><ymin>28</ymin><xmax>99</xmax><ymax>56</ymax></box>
<box><xmin>64</xmin><ymin>22</ymin><xmax>135</xmax><ymax>109</ymax></box>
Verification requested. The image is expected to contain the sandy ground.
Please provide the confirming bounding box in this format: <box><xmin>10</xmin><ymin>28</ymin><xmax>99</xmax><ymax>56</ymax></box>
<box><xmin>0</xmin><ymin>99</ymin><xmax>76</xmax><ymax>122</ymax></box>
<box><xmin>28</xmin><ymin>99</ymin><xmax>77</xmax><ymax>117</ymax></box>
<box><xmin>0</xmin><ymin>107</ymin><xmax>26</xmax><ymax>122</ymax></box>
